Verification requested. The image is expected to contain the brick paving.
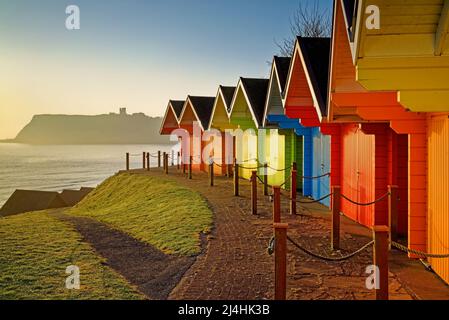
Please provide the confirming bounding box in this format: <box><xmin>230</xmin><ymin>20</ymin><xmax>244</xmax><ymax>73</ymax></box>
<box><xmin>130</xmin><ymin>167</ymin><xmax>449</xmax><ymax>300</ymax></box>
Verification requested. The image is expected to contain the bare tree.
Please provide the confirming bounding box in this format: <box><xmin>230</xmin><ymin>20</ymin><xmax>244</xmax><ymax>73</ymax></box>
<box><xmin>276</xmin><ymin>1</ymin><xmax>332</xmax><ymax>57</ymax></box>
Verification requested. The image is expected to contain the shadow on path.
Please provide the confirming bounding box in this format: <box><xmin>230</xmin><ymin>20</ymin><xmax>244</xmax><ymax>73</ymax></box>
<box><xmin>54</xmin><ymin>211</ymin><xmax>195</xmax><ymax>300</ymax></box>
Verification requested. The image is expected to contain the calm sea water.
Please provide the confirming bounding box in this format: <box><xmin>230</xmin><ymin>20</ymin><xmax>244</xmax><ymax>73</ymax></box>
<box><xmin>0</xmin><ymin>143</ymin><xmax>177</xmax><ymax>207</ymax></box>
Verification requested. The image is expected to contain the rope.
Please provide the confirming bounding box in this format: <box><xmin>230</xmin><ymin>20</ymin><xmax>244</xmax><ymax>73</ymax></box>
<box><xmin>240</xmin><ymin>158</ymin><xmax>258</xmax><ymax>163</ymax></box>
<box><xmin>267</xmin><ymin>165</ymin><xmax>292</xmax><ymax>172</ymax></box>
<box><xmin>238</xmin><ymin>165</ymin><xmax>265</xmax><ymax>170</ymax></box>
<box><xmin>295</xmin><ymin>193</ymin><xmax>333</xmax><ymax>204</ymax></box>
<box><xmin>391</xmin><ymin>242</ymin><xmax>449</xmax><ymax>259</ymax></box>
<box><xmin>287</xmin><ymin>236</ymin><xmax>374</xmax><ymax>262</ymax></box>
<box><xmin>341</xmin><ymin>192</ymin><xmax>390</xmax><ymax>207</ymax></box>
<box><xmin>212</xmin><ymin>162</ymin><xmax>225</xmax><ymax>168</ymax></box>
<box><xmin>302</xmin><ymin>173</ymin><xmax>331</xmax><ymax>180</ymax></box>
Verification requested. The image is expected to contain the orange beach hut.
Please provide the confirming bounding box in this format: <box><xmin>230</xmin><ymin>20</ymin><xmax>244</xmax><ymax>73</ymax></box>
<box><xmin>178</xmin><ymin>96</ymin><xmax>216</xmax><ymax>172</ymax></box>
<box><xmin>347</xmin><ymin>0</ymin><xmax>449</xmax><ymax>282</ymax></box>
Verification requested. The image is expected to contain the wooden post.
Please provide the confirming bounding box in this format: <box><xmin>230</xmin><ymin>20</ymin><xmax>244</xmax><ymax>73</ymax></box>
<box><xmin>331</xmin><ymin>186</ymin><xmax>341</xmax><ymax>250</ymax></box>
<box><xmin>188</xmin><ymin>156</ymin><xmax>192</xmax><ymax>180</ymax></box>
<box><xmin>373</xmin><ymin>225</ymin><xmax>389</xmax><ymax>300</ymax></box>
<box><xmin>143</xmin><ymin>152</ymin><xmax>146</xmax><ymax>169</ymax></box>
<box><xmin>165</xmin><ymin>153</ymin><xmax>168</xmax><ymax>174</ymax></box>
<box><xmin>227</xmin><ymin>163</ymin><xmax>233</xmax><ymax>178</ymax></box>
<box><xmin>274</xmin><ymin>223</ymin><xmax>288</xmax><ymax>300</ymax></box>
<box><xmin>273</xmin><ymin>186</ymin><xmax>281</xmax><ymax>223</ymax></box>
<box><xmin>388</xmin><ymin>185</ymin><xmax>398</xmax><ymax>244</ymax></box>
<box><xmin>263</xmin><ymin>163</ymin><xmax>268</xmax><ymax>196</ymax></box>
<box><xmin>158</xmin><ymin>151</ymin><xmax>161</xmax><ymax>168</ymax></box>
<box><xmin>251</xmin><ymin>171</ymin><xmax>257</xmax><ymax>215</ymax></box>
<box><xmin>171</xmin><ymin>150</ymin><xmax>175</xmax><ymax>166</ymax></box>
<box><xmin>292</xmin><ymin>162</ymin><xmax>297</xmax><ymax>172</ymax></box>
<box><xmin>233</xmin><ymin>159</ymin><xmax>239</xmax><ymax>196</ymax></box>
<box><xmin>163</xmin><ymin>152</ymin><xmax>166</xmax><ymax>172</ymax></box>
<box><xmin>183</xmin><ymin>162</ymin><xmax>186</xmax><ymax>174</ymax></box>
<box><xmin>209</xmin><ymin>161</ymin><xmax>214</xmax><ymax>187</ymax></box>
<box><xmin>126</xmin><ymin>153</ymin><xmax>130</xmax><ymax>171</ymax></box>
<box><xmin>290</xmin><ymin>170</ymin><xmax>297</xmax><ymax>215</ymax></box>
<box><xmin>146</xmin><ymin>153</ymin><xmax>150</xmax><ymax>171</ymax></box>
<box><xmin>177</xmin><ymin>152</ymin><xmax>180</xmax><ymax>170</ymax></box>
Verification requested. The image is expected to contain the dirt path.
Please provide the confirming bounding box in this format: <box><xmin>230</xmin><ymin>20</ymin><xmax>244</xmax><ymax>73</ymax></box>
<box><xmin>131</xmin><ymin>168</ymin><xmax>424</xmax><ymax>300</ymax></box>
<box><xmin>53</xmin><ymin>211</ymin><xmax>194</xmax><ymax>300</ymax></box>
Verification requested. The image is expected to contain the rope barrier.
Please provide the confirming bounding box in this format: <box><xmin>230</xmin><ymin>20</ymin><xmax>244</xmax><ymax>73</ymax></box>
<box><xmin>302</xmin><ymin>173</ymin><xmax>331</xmax><ymax>180</ymax></box>
<box><xmin>391</xmin><ymin>242</ymin><xmax>449</xmax><ymax>259</ymax></box>
<box><xmin>341</xmin><ymin>192</ymin><xmax>390</xmax><ymax>207</ymax></box>
<box><xmin>212</xmin><ymin>162</ymin><xmax>226</xmax><ymax>168</ymax></box>
<box><xmin>238</xmin><ymin>165</ymin><xmax>265</xmax><ymax>170</ymax></box>
<box><xmin>267</xmin><ymin>165</ymin><xmax>292</xmax><ymax>172</ymax></box>
<box><xmin>286</xmin><ymin>236</ymin><xmax>374</xmax><ymax>262</ymax></box>
<box><xmin>240</xmin><ymin>158</ymin><xmax>258</xmax><ymax>163</ymax></box>
<box><xmin>295</xmin><ymin>193</ymin><xmax>333</xmax><ymax>204</ymax></box>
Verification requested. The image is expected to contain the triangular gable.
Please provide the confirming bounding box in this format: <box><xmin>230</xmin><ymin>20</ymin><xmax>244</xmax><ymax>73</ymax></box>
<box><xmin>263</xmin><ymin>56</ymin><xmax>291</xmax><ymax>127</ymax></box>
<box><xmin>160</xmin><ymin>100</ymin><xmax>184</xmax><ymax>135</ymax></box>
<box><xmin>284</xmin><ymin>37</ymin><xmax>330</xmax><ymax>126</ymax></box>
<box><xmin>229</xmin><ymin>78</ymin><xmax>269</xmax><ymax>129</ymax></box>
<box><xmin>179</xmin><ymin>96</ymin><xmax>215</xmax><ymax>131</ymax></box>
<box><xmin>208</xmin><ymin>86</ymin><xmax>236</xmax><ymax>130</ymax></box>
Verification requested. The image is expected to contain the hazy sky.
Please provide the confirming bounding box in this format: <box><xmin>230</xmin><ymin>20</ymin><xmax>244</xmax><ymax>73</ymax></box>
<box><xmin>0</xmin><ymin>0</ymin><xmax>332</xmax><ymax>139</ymax></box>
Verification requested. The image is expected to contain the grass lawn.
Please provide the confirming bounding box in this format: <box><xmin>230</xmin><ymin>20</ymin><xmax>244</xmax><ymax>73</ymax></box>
<box><xmin>0</xmin><ymin>210</ymin><xmax>144</xmax><ymax>300</ymax></box>
<box><xmin>68</xmin><ymin>173</ymin><xmax>212</xmax><ymax>256</ymax></box>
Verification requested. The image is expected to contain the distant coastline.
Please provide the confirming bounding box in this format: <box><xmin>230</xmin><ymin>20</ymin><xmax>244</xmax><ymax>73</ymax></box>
<box><xmin>5</xmin><ymin>108</ymin><xmax>173</xmax><ymax>145</ymax></box>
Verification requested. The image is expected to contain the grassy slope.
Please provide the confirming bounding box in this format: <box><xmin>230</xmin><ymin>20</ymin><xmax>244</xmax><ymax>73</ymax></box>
<box><xmin>68</xmin><ymin>173</ymin><xmax>212</xmax><ymax>256</ymax></box>
<box><xmin>0</xmin><ymin>211</ymin><xmax>144</xmax><ymax>300</ymax></box>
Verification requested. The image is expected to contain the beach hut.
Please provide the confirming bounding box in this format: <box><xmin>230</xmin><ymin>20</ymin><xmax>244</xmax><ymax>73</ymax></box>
<box><xmin>325</xmin><ymin>0</ymin><xmax>421</xmax><ymax>236</ymax></box>
<box><xmin>229</xmin><ymin>78</ymin><xmax>269</xmax><ymax>180</ymax></box>
<box><xmin>159</xmin><ymin>100</ymin><xmax>184</xmax><ymax>135</ymax></box>
<box><xmin>347</xmin><ymin>0</ymin><xmax>449</xmax><ymax>282</ymax></box>
<box><xmin>282</xmin><ymin>38</ymin><xmax>332</xmax><ymax>206</ymax></box>
<box><xmin>263</xmin><ymin>56</ymin><xmax>304</xmax><ymax>191</ymax></box>
<box><xmin>207</xmin><ymin>86</ymin><xmax>237</xmax><ymax>175</ymax></box>
<box><xmin>178</xmin><ymin>96</ymin><xmax>215</xmax><ymax>172</ymax></box>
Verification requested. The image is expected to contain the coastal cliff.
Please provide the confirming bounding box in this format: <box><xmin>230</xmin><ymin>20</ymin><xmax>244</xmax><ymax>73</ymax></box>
<box><xmin>11</xmin><ymin>111</ymin><xmax>171</xmax><ymax>145</ymax></box>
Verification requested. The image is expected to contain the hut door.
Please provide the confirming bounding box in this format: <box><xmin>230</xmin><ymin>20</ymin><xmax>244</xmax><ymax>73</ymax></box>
<box><xmin>320</xmin><ymin>134</ymin><xmax>331</xmax><ymax>207</ymax></box>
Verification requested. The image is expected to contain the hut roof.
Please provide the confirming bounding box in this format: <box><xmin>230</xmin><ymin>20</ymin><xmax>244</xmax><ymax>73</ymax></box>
<box><xmin>186</xmin><ymin>96</ymin><xmax>216</xmax><ymax>130</ymax></box>
<box><xmin>169</xmin><ymin>100</ymin><xmax>185</xmax><ymax>119</ymax></box>
<box><xmin>238</xmin><ymin>78</ymin><xmax>270</xmax><ymax>127</ymax></box>
<box><xmin>59</xmin><ymin>188</ymin><xmax>94</xmax><ymax>207</ymax></box>
<box><xmin>0</xmin><ymin>190</ymin><xmax>67</xmax><ymax>217</ymax></box>
<box><xmin>273</xmin><ymin>56</ymin><xmax>291</xmax><ymax>93</ymax></box>
<box><xmin>220</xmin><ymin>86</ymin><xmax>237</xmax><ymax>113</ymax></box>
<box><xmin>297</xmin><ymin>37</ymin><xmax>331</xmax><ymax>117</ymax></box>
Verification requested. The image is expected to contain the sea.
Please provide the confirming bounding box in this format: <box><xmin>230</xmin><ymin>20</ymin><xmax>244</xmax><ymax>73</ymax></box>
<box><xmin>0</xmin><ymin>143</ymin><xmax>177</xmax><ymax>207</ymax></box>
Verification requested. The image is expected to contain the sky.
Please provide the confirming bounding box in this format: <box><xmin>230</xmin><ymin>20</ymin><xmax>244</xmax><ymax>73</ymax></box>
<box><xmin>0</xmin><ymin>0</ymin><xmax>332</xmax><ymax>139</ymax></box>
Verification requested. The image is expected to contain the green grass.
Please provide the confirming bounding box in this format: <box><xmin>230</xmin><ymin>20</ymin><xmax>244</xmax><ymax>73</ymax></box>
<box><xmin>68</xmin><ymin>173</ymin><xmax>212</xmax><ymax>256</ymax></box>
<box><xmin>0</xmin><ymin>211</ymin><xmax>144</xmax><ymax>300</ymax></box>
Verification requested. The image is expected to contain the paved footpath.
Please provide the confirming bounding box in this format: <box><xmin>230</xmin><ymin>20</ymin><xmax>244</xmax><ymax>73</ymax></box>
<box><xmin>131</xmin><ymin>168</ymin><xmax>449</xmax><ymax>300</ymax></box>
